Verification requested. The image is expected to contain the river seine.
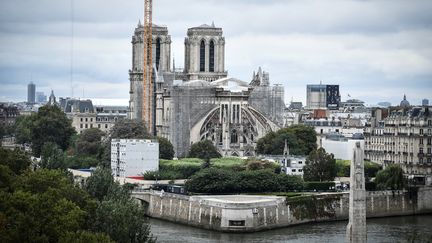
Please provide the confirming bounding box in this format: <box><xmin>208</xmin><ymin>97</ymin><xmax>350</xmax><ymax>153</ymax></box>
<box><xmin>149</xmin><ymin>215</ymin><xmax>432</xmax><ymax>242</ymax></box>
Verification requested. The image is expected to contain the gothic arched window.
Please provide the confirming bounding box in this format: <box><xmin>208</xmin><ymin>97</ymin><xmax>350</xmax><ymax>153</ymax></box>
<box><xmin>200</xmin><ymin>40</ymin><xmax>205</xmax><ymax>72</ymax></box>
<box><xmin>156</xmin><ymin>38</ymin><xmax>161</xmax><ymax>70</ymax></box>
<box><xmin>231</xmin><ymin>129</ymin><xmax>238</xmax><ymax>144</ymax></box>
<box><xmin>209</xmin><ymin>40</ymin><xmax>215</xmax><ymax>72</ymax></box>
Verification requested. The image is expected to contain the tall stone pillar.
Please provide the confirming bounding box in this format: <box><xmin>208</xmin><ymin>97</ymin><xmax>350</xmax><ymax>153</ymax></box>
<box><xmin>346</xmin><ymin>142</ymin><xmax>367</xmax><ymax>243</ymax></box>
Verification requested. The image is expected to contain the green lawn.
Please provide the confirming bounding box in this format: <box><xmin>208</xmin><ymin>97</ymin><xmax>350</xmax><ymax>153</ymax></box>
<box><xmin>160</xmin><ymin>157</ymin><xmax>246</xmax><ymax>168</ymax></box>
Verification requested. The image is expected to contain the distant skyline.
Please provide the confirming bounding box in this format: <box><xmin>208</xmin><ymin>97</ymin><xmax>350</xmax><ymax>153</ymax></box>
<box><xmin>1</xmin><ymin>0</ymin><xmax>431</xmax><ymax>106</ymax></box>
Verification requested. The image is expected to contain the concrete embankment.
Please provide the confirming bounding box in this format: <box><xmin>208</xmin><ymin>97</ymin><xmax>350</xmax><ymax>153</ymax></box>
<box><xmin>132</xmin><ymin>187</ymin><xmax>432</xmax><ymax>232</ymax></box>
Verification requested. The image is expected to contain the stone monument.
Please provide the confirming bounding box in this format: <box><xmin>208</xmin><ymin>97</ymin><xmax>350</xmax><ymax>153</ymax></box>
<box><xmin>346</xmin><ymin>142</ymin><xmax>367</xmax><ymax>243</ymax></box>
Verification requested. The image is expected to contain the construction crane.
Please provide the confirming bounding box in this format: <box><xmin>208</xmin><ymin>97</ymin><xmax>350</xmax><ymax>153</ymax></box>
<box><xmin>142</xmin><ymin>0</ymin><xmax>154</xmax><ymax>134</ymax></box>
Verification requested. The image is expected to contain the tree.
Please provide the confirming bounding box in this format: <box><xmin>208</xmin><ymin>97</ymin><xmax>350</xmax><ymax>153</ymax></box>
<box><xmin>109</xmin><ymin>119</ymin><xmax>149</xmax><ymax>139</ymax></box>
<box><xmin>40</xmin><ymin>142</ymin><xmax>67</xmax><ymax>170</ymax></box>
<box><xmin>0</xmin><ymin>169</ymin><xmax>96</xmax><ymax>243</ymax></box>
<box><xmin>14</xmin><ymin>115</ymin><xmax>34</xmax><ymax>144</ymax></box>
<box><xmin>30</xmin><ymin>105</ymin><xmax>76</xmax><ymax>157</ymax></box>
<box><xmin>157</xmin><ymin>136</ymin><xmax>174</xmax><ymax>160</ymax></box>
<box><xmin>375</xmin><ymin>164</ymin><xmax>404</xmax><ymax>190</ymax></box>
<box><xmin>59</xmin><ymin>231</ymin><xmax>114</xmax><ymax>243</ymax></box>
<box><xmin>0</xmin><ymin>190</ymin><xmax>85</xmax><ymax>243</ymax></box>
<box><xmin>75</xmin><ymin>128</ymin><xmax>104</xmax><ymax>156</ymax></box>
<box><xmin>85</xmin><ymin>168</ymin><xmax>155</xmax><ymax>243</ymax></box>
<box><xmin>84</xmin><ymin>168</ymin><xmax>115</xmax><ymax>201</ymax></box>
<box><xmin>185</xmin><ymin>168</ymin><xmax>237</xmax><ymax>193</ymax></box>
<box><xmin>189</xmin><ymin>140</ymin><xmax>221</xmax><ymax>160</ymax></box>
<box><xmin>303</xmin><ymin>148</ymin><xmax>337</xmax><ymax>182</ymax></box>
<box><xmin>256</xmin><ymin>125</ymin><xmax>317</xmax><ymax>155</ymax></box>
<box><xmin>0</xmin><ymin>148</ymin><xmax>31</xmax><ymax>175</ymax></box>
<box><xmin>91</xmin><ymin>193</ymin><xmax>155</xmax><ymax>243</ymax></box>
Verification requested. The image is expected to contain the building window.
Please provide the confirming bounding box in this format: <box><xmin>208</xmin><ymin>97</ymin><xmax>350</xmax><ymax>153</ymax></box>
<box><xmin>209</xmin><ymin>40</ymin><xmax>215</xmax><ymax>72</ymax></box>
<box><xmin>200</xmin><ymin>39</ymin><xmax>205</xmax><ymax>72</ymax></box>
<box><xmin>420</xmin><ymin>147</ymin><xmax>423</xmax><ymax>154</ymax></box>
<box><xmin>90</xmin><ymin>124</ymin><xmax>93</xmax><ymax>128</ymax></box>
<box><xmin>156</xmin><ymin>37</ymin><xmax>161</xmax><ymax>70</ymax></box>
<box><xmin>80</xmin><ymin>124</ymin><xmax>83</xmax><ymax>128</ymax></box>
<box><xmin>428</xmin><ymin>120</ymin><xmax>431</xmax><ymax>126</ymax></box>
<box><xmin>105</xmin><ymin>124</ymin><xmax>108</xmax><ymax>129</ymax></box>
<box><xmin>85</xmin><ymin>118</ymin><xmax>88</xmax><ymax>122</ymax></box>
<box><xmin>299</xmin><ymin>169</ymin><xmax>303</xmax><ymax>172</ymax></box>
<box><xmin>85</xmin><ymin>124</ymin><xmax>88</xmax><ymax>128</ymax></box>
<box><xmin>229</xmin><ymin>220</ymin><xmax>245</xmax><ymax>226</ymax></box>
<box><xmin>420</xmin><ymin>129</ymin><xmax>423</xmax><ymax>135</ymax></box>
<box><xmin>230</xmin><ymin>130</ymin><xmax>238</xmax><ymax>143</ymax></box>
<box><xmin>90</xmin><ymin>118</ymin><xmax>93</xmax><ymax>122</ymax></box>
<box><xmin>292</xmin><ymin>169</ymin><xmax>296</xmax><ymax>172</ymax></box>
<box><xmin>420</xmin><ymin>139</ymin><xmax>424</xmax><ymax>145</ymax></box>
<box><xmin>428</xmin><ymin>138</ymin><xmax>431</xmax><ymax>145</ymax></box>
<box><xmin>428</xmin><ymin>148</ymin><xmax>431</xmax><ymax>154</ymax></box>
<box><xmin>80</xmin><ymin>118</ymin><xmax>83</xmax><ymax>122</ymax></box>
<box><xmin>98</xmin><ymin>124</ymin><xmax>101</xmax><ymax>128</ymax></box>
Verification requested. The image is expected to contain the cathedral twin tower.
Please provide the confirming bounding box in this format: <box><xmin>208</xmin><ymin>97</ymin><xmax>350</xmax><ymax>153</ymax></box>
<box><xmin>128</xmin><ymin>22</ymin><xmax>227</xmax><ymax>121</ymax></box>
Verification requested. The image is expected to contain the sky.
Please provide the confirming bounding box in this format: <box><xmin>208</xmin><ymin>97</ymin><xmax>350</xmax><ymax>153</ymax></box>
<box><xmin>0</xmin><ymin>0</ymin><xmax>431</xmax><ymax>106</ymax></box>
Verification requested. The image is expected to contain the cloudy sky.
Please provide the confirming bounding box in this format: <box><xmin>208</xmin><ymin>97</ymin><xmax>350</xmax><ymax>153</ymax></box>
<box><xmin>1</xmin><ymin>0</ymin><xmax>431</xmax><ymax>106</ymax></box>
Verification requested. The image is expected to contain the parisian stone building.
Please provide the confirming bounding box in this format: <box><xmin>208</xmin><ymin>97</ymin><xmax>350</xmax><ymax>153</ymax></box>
<box><xmin>128</xmin><ymin>22</ymin><xmax>285</xmax><ymax>157</ymax></box>
<box><xmin>364</xmin><ymin>106</ymin><xmax>432</xmax><ymax>185</ymax></box>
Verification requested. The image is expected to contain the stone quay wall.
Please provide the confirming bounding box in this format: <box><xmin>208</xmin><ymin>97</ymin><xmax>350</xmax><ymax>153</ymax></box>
<box><xmin>132</xmin><ymin>187</ymin><xmax>432</xmax><ymax>232</ymax></box>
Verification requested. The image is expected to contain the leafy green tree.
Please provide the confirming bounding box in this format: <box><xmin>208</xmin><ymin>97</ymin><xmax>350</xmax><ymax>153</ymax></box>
<box><xmin>189</xmin><ymin>140</ymin><xmax>221</xmax><ymax>160</ymax></box>
<box><xmin>245</xmin><ymin>158</ymin><xmax>281</xmax><ymax>173</ymax></box>
<box><xmin>40</xmin><ymin>142</ymin><xmax>67</xmax><ymax>170</ymax></box>
<box><xmin>256</xmin><ymin>125</ymin><xmax>317</xmax><ymax>155</ymax></box>
<box><xmin>185</xmin><ymin>168</ymin><xmax>237</xmax><ymax>193</ymax></box>
<box><xmin>85</xmin><ymin>169</ymin><xmax>155</xmax><ymax>243</ymax></box>
<box><xmin>0</xmin><ymin>164</ymin><xmax>14</xmax><ymax>191</ymax></box>
<box><xmin>59</xmin><ymin>231</ymin><xmax>114</xmax><ymax>243</ymax></box>
<box><xmin>109</xmin><ymin>119</ymin><xmax>149</xmax><ymax>139</ymax></box>
<box><xmin>14</xmin><ymin>115</ymin><xmax>34</xmax><ymax>144</ymax></box>
<box><xmin>0</xmin><ymin>190</ymin><xmax>85</xmax><ymax>243</ymax></box>
<box><xmin>375</xmin><ymin>164</ymin><xmax>404</xmax><ymax>190</ymax></box>
<box><xmin>237</xmin><ymin>169</ymin><xmax>279</xmax><ymax>192</ymax></box>
<box><xmin>76</xmin><ymin>128</ymin><xmax>104</xmax><ymax>156</ymax></box>
<box><xmin>30</xmin><ymin>105</ymin><xmax>76</xmax><ymax>157</ymax></box>
<box><xmin>66</xmin><ymin>156</ymin><xmax>100</xmax><ymax>169</ymax></box>
<box><xmin>91</xmin><ymin>193</ymin><xmax>155</xmax><ymax>243</ymax></box>
<box><xmin>276</xmin><ymin>174</ymin><xmax>304</xmax><ymax>191</ymax></box>
<box><xmin>157</xmin><ymin>136</ymin><xmax>174</xmax><ymax>160</ymax></box>
<box><xmin>303</xmin><ymin>148</ymin><xmax>337</xmax><ymax>182</ymax></box>
<box><xmin>0</xmin><ymin>148</ymin><xmax>31</xmax><ymax>175</ymax></box>
<box><xmin>0</xmin><ymin>169</ymin><xmax>96</xmax><ymax>243</ymax></box>
<box><xmin>84</xmin><ymin>168</ymin><xmax>115</xmax><ymax>201</ymax></box>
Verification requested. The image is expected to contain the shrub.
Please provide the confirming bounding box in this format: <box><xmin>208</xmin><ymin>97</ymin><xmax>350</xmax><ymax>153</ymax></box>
<box><xmin>304</xmin><ymin>182</ymin><xmax>336</xmax><ymax>192</ymax></box>
<box><xmin>185</xmin><ymin>168</ymin><xmax>237</xmax><ymax>194</ymax></box>
<box><xmin>185</xmin><ymin>168</ymin><xmax>305</xmax><ymax>194</ymax></box>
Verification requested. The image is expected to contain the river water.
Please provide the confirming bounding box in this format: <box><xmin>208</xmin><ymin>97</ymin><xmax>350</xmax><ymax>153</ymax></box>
<box><xmin>149</xmin><ymin>215</ymin><xmax>432</xmax><ymax>243</ymax></box>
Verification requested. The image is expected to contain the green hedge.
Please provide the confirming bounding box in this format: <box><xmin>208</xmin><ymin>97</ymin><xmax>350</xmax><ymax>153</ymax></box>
<box><xmin>304</xmin><ymin>182</ymin><xmax>336</xmax><ymax>191</ymax></box>
<box><xmin>185</xmin><ymin>168</ymin><xmax>304</xmax><ymax>194</ymax></box>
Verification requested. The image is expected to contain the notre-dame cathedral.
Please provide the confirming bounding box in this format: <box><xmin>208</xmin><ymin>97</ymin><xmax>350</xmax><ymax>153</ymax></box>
<box><xmin>128</xmin><ymin>22</ymin><xmax>285</xmax><ymax>157</ymax></box>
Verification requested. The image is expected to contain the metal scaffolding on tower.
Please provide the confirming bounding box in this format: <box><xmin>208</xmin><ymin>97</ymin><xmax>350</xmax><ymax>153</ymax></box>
<box><xmin>142</xmin><ymin>0</ymin><xmax>154</xmax><ymax>134</ymax></box>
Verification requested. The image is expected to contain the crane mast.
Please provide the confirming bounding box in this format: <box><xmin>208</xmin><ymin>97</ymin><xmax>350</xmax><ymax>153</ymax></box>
<box><xmin>142</xmin><ymin>0</ymin><xmax>154</xmax><ymax>134</ymax></box>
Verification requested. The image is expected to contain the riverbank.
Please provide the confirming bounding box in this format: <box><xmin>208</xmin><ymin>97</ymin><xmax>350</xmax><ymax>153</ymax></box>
<box><xmin>132</xmin><ymin>187</ymin><xmax>432</xmax><ymax>232</ymax></box>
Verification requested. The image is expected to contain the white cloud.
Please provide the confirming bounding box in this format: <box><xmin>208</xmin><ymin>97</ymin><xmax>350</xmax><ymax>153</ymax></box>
<box><xmin>0</xmin><ymin>0</ymin><xmax>431</xmax><ymax>106</ymax></box>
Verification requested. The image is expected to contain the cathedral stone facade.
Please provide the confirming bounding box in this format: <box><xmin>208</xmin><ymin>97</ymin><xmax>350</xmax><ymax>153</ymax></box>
<box><xmin>128</xmin><ymin>22</ymin><xmax>285</xmax><ymax>157</ymax></box>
